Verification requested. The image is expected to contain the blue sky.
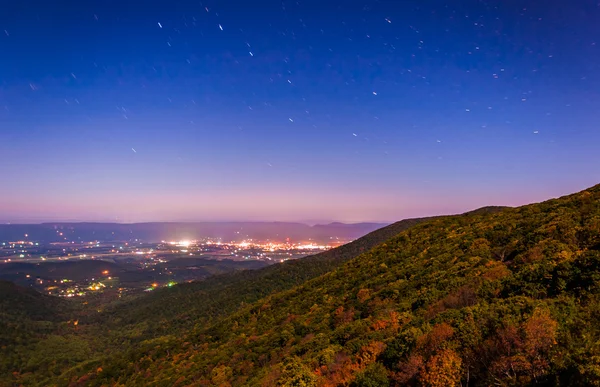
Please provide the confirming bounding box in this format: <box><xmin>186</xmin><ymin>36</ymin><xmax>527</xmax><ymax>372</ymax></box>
<box><xmin>1</xmin><ymin>0</ymin><xmax>599</xmax><ymax>222</ymax></box>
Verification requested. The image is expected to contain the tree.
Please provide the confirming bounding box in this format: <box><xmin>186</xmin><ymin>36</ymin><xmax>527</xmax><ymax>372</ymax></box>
<box><xmin>523</xmin><ymin>309</ymin><xmax>557</xmax><ymax>382</ymax></box>
<box><xmin>277</xmin><ymin>357</ymin><xmax>317</xmax><ymax>387</ymax></box>
<box><xmin>419</xmin><ymin>349</ymin><xmax>462</xmax><ymax>387</ymax></box>
<box><xmin>211</xmin><ymin>365</ymin><xmax>233</xmax><ymax>387</ymax></box>
<box><xmin>352</xmin><ymin>363</ymin><xmax>389</xmax><ymax>387</ymax></box>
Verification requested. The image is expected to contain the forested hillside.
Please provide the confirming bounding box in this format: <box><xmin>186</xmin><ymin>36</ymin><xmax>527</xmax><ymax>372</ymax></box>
<box><xmin>2</xmin><ymin>214</ymin><xmax>435</xmax><ymax>386</ymax></box>
<box><xmin>58</xmin><ymin>184</ymin><xmax>600</xmax><ymax>386</ymax></box>
<box><xmin>90</xmin><ymin>216</ymin><xmax>438</xmax><ymax>340</ymax></box>
<box><xmin>0</xmin><ymin>281</ymin><xmax>77</xmax><ymax>384</ymax></box>
<box><xmin>5</xmin><ymin>185</ymin><xmax>600</xmax><ymax>386</ymax></box>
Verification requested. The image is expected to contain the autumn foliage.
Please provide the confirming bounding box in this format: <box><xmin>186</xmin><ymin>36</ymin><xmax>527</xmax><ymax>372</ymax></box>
<box><xmin>4</xmin><ymin>185</ymin><xmax>600</xmax><ymax>386</ymax></box>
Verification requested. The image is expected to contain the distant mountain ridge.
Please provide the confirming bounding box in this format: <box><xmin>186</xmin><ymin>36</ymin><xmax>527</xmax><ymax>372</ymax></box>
<box><xmin>0</xmin><ymin>221</ymin><xmax>388</xmax><ymax>244</ymax></box>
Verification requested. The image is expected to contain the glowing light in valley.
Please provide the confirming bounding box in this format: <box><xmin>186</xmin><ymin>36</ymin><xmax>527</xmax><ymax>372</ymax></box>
<box><xmin>88</xmin><ymin>282</ymin><xmax>106</xmax><ymax>291</ymax></box>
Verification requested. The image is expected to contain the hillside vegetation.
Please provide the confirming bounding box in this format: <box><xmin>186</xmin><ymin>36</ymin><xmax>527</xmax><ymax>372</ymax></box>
<box><xmin>0</xmin><ymin>281</ymin><xmax>77</xmax><ymax>383</ymax></box>
<box><xmin>91</xmin><ymin>216</ymin><xmax>438</xmax><ymax>340</ymax></box>
<box><xmin>5</xmin><ymin>185</ymin><xmax>600</xmax><ymax>386</ymax></box>
<box><xmin>58</xmin><ymin>184</ymin><xmax>600</xmax><ymax>386</ymax></box>
<box><xmin>2</xmin><ymin>214</ymin><xmax>435</xmax><ymax>386</ymax></box>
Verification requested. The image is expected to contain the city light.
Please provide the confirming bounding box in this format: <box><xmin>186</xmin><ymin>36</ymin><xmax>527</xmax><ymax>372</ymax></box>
<box><xmin>1</xmin><ymin>234</ymin><xmax>344</xmax><ymax>300</ymax></box>
<box><xmin>169</xmin><ymin>240</ymin><xmax>192</xmax><ymax>247</ymax></box>
<box><xmin>88</xmin><ymin>282</ymin><xmax>106</xmax><ymax>291</ymax></box>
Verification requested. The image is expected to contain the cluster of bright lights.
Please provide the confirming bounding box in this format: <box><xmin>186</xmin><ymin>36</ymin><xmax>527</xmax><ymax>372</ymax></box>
<box><xmin>145</xmin><ymin>281</ymin><xmax>177</xmax><ymax>292</ymax></box>
<box><xmin>88</xmin><ymin>282</ymin><xmax>106</xmax><ymax>291</ymax></box>
<box><xmin>296</xmin><ymin>243</ymin><xmax>328</xmax><ymax>250</ymax></box>
<box><xmin>160</xmin><ymin>239</ymin><xmax>336</xmax><ymax>251</ymax></box>
<box><xmin>228</xmin><ymin>240</ymin><xmax>331</xmax><ymax>251</ymax></box>
<box><xmin>165</xmin><ymin>240</ymin><xmax>193</xmax><ymax>247</ymax></box>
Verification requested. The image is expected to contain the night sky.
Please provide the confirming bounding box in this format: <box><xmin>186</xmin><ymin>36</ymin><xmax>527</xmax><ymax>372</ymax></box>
<box><xmin>1</xmin><ymin>1</ymin><xmax>599</xmax><ymax>223</ymax></box>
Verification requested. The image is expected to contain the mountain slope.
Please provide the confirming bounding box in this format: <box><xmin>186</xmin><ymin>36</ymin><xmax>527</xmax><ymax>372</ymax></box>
<box><xmin>0</xmin><ymin>280</ymin><xmax>65</xmax><ymax>321</ymax></box>
<box><xmin>0</xmin><ymin>215</ymin><xmax>438</xmax><ymax>386</ymax></box>
<box><xmin>66</xmin><ymin>185</ymin><xmax>600</xmax><ymax>386</ymax></box>
<box><xmin>93</xmin><ymin>216</ymin><xmax>440</xmax><ymax>340</ymax></box>
<box><xmin>0</xmin><ymin>281</ymin><xmax>78</xmax><ymax>383</ymax></box>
